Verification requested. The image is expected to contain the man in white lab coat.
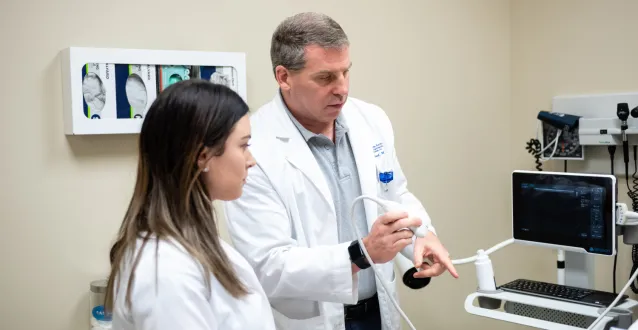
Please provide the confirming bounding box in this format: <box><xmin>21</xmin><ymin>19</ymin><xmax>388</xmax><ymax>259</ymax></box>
<box><xmin>223</xmin><ymin>12</ymin><xmax>458</xmax><ymax>330</ymax></box>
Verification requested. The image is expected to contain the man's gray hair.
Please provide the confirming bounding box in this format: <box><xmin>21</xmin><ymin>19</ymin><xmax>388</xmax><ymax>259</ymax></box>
<box><xmin>270</xmin><ymin>12</ymin><xmax>349</xmax><ymax>75</ymax></box>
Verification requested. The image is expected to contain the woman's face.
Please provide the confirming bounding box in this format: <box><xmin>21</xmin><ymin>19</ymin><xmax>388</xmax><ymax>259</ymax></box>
<box><xmin>200</xmin><ymin>115</ymin><xmax>255</xmax><ymax>201</ymax></box>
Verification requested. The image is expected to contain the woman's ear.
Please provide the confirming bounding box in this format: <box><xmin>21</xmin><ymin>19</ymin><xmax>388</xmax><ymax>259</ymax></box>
<box><xmin>197</xmin><ymin>147</ymin><xmax>212</xmax><ymax>171</ymax></box>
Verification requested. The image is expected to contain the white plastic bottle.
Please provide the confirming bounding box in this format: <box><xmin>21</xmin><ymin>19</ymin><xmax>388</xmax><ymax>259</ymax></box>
<box><xmin>475</xmin><ymin>250</ymin><xmax>496</xmax><ymax>291</ymax></box>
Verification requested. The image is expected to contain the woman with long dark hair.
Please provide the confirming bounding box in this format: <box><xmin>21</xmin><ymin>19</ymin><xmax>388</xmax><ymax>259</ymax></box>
<box><xmin>104</xmin><ymin>79</ymin><xmax>276</xmax><ymax>330</ymax></box>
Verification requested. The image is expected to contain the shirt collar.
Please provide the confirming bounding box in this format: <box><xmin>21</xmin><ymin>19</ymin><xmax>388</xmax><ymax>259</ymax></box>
<box><xmin>280</xmin><ymin>90</ymin><xmax>349</xmax><ymax>142</ymax></box>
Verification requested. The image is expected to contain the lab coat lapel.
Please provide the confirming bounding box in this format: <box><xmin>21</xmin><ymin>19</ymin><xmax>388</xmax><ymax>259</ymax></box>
<box><xmin>284</xmin><ymin>136</ymin><xmax>335</xmax><ymax>211</ymax></box>
<box><xmin>271</xmin><ymin>95</ymin><xmax>335</xmax><ymax>214</ymax></box>
<box><xmin>342</xmin><ymin>104</ymin><xmax>379</xmax><ymax>230</ymax></box>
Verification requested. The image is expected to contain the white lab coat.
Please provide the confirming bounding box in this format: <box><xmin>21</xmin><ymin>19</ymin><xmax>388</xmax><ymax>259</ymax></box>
<box><xmin>111</xmin><ymin>236</ymin><xmax>277</xmax><ymax>330</ymax></box>
<box><xmin>223</xmin><ymin>92</ymin><xmax>435</xmax><ymax>330</ymax></box>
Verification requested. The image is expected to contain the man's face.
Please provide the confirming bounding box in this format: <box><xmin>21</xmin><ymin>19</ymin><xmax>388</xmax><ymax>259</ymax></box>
<box><xmin>278</xmin><ymin>45</ymin><xmax>351</xmax><ymax>125</ymax></box>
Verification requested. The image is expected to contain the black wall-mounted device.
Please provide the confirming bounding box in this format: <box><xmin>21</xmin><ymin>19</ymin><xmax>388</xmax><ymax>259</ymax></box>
<box><xmin>537</xmin><ymin>111</ymin><xmax>581</xmax><ymax>131</ymax></box>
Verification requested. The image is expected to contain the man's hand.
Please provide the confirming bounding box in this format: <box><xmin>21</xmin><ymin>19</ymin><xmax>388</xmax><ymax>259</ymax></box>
<box><xmin>412</xmin><ymin>231</ymin><xmax>459</xmax><ymax>279</ymax></box>
<box><xmin>362</xmin><ymin>211</ymin><xmax>422</xmax><ymax>264</ymax></box>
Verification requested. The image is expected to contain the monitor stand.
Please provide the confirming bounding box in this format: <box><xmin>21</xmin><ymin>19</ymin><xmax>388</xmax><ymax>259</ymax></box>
<box><xmin>564</xmin><ymin>250</ymin><xmax>596</xmax><ymax>289</ymax></box>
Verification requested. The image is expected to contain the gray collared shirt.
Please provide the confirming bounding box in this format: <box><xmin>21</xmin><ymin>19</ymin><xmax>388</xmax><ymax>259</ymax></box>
<box><xmin>283</xmin><ymin>102</ymin><xmax>377</xmax><ymax>301</ymax></box>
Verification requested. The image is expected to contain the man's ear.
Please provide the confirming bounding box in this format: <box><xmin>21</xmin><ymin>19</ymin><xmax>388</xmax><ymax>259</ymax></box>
<box><xmin>275</xmin><ymin>65</ymin><xmax>292</xmax><ymax>91</ymax></box>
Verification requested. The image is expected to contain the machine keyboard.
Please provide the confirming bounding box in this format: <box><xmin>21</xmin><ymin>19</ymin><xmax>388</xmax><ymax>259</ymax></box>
<box><xmin>499</xmin><ymin>279</ymin><xmax>628</xmax><ymax>308</ymax></box>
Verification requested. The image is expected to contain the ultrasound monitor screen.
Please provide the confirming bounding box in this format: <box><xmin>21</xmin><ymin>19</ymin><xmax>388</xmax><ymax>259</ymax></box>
<box><xmin>511</xmin><ymin>171</ymin><xmax>616</xmax><ymax>256</ymax></box>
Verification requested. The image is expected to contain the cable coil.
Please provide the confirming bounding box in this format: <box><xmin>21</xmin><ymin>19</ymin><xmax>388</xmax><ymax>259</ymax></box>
<box><xmin>525</xmin><ymin>138</ymin><xmax>543</xmax><ymax>171</ymax></box>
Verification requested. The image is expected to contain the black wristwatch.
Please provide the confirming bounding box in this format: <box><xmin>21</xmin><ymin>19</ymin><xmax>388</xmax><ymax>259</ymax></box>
<box><xmin>348</xmin><ymin>240</ymin><xmax>370</xmax><ymax>270</ymax></box>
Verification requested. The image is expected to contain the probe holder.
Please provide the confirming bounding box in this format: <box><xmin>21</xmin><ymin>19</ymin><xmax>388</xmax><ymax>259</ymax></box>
<box><xmin>463</xmin><ymin>237</ymin><xmax>638</xmax><ymax>329</ymax></box>
<box><xmin>622</xmin><ymin>225</ymin><xmax>638</xmax><ymax>245</ymax></box>
<box><xmin>466</xmin><ymin>290</ymin><xmax>637</xmax><ymax>329</ymax></box>
<box><xmin>477</xmin><ymin>289</ymin><xmax>502</xmax><ymax>310</ymax></box>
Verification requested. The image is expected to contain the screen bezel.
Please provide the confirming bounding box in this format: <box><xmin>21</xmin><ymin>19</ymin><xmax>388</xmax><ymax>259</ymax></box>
<box><xmin>511</xmin><ymin>170</ymin><xmax>617</xmax><ymax>256</ymax></box>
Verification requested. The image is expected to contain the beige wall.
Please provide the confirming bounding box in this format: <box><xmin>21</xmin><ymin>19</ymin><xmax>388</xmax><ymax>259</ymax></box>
<box><xmin>5</xmin><ymin>0</ymin><xmax>632</xmax><ymax>330</ymax></box>
<box><xmin>511</xmin><ymin>0</ymin><xmax>638</xmax><ymax>306</ymax></box>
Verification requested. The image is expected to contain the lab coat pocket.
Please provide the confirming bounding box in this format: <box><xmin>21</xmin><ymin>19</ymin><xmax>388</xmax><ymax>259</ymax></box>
<box><xmin>376</xmin><ymin>179</ymin><xmax>396</xmax><ymax>200</ymax></box>
<box><xmin>374</xmin><ymin>156</ymin><xmax>397</xmax><ymax>200</ymax></box>
<box><xmin>383</xmin><ymin>264</ymin><xmax>397</xmax><ymax>292</ymax></box>
<box><xmin>271</xmin><ymin>307</ymin><xmax>325</xmax><ymax>330</ymax></box>
<box><xmin>376</xmin><ymin>263</ymin><xmax>398</xmax><ymax>302</ymax></box>
<box><xmin>378</xmin><ymin>266</ymin><xmax>401</xmax><ymax>330</ymax></box>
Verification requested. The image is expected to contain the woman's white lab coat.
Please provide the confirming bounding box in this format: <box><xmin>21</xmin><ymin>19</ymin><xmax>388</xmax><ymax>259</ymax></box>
<box><xmin>111</xmin><ymin>236</ymin><xmax>277</xmax><ymax>330</ymax></box>
<box><xmin>223</xmin><ymin>92</ymin><xmax>435</xmax><ymax>330</ymax></box>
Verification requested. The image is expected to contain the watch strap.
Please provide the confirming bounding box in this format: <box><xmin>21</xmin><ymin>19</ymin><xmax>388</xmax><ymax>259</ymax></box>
<box><xmin>348</xmin><ymin>240</ymin><xmax>370</xmax><ymax>270</ymax></box>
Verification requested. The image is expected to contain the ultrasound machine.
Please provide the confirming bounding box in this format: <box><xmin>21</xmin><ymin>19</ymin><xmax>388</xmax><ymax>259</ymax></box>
<box><xmin>461</xmin><ymin>170</ymin><xmax>638</xmax><ymax>329</ymax></box>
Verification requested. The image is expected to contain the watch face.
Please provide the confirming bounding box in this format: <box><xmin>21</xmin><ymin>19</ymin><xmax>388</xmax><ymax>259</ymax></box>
<box><xmin>348</xmin><ymin>241</ymin><xmax>360</xmax><ymax>258</ymax></box>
